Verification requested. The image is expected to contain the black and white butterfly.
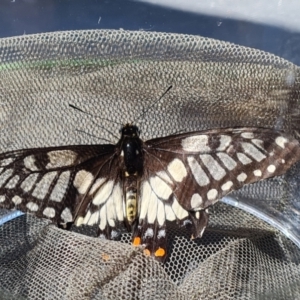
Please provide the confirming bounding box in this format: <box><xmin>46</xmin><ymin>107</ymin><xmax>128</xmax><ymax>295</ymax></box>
<box><xmin>0</xmin><ymin>125</ymin><xmax>299</xmax><ymax>261</ymax></box>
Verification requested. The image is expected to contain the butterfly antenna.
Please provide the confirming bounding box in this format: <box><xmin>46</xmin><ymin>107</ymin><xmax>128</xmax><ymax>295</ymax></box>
<box><xmin>134</xmin><ymin>85</ymin><xmax>172</xmax><ymax>124</ymax></box>
<box><xmin>69</xmin><ymin>104</ymin><xmax>120</xmax><ymax>140</ymax></box>
<box><xmin>75</xmin><ymin>129</ymin><xmax>114</xmax><ymax>144</ymax></box>
<box><xmin>69</xmin><ymin>104</ymin><xmax>123</xmax><ymax>126</ymax></box>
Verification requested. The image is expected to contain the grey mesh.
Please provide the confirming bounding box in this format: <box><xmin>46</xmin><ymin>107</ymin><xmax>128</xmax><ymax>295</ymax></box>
<box><xmin>0</xmin><ymin>30</ymin><xmax>299</xmax><ymax>299</ymax></box>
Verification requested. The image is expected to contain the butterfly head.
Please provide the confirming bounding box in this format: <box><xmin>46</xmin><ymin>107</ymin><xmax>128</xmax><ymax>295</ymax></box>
<box><xmin>120</xmin><ymin>124</ymin><xmax>140</xmax><ymax>138</ymax></box>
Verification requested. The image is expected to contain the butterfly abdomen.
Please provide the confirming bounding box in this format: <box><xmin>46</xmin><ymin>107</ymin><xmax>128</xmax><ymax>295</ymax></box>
<box><xmin>123</xmin><ymin>175</ymin><xmax>138</xmax><ymax>226</ymax></box>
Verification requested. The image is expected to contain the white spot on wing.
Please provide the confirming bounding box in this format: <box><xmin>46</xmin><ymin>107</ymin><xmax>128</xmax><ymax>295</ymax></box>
<box><xmin>165</xmin><ymin>204</ymin><xmax>176</xmax><ymax>221</ymax></box>
<box><xmin>5</xmin><ymin>175</ymin><xmax>19</xmax><ymax>189</ymax></box>
<box><xmin>241</xmin><ymin>132</ymin><xmax>254</xmax><ymax>139</ymax></box>
<box><xmin>61</xmin><ymin>207</ymin><xmax>73</xmax><ymax>223</ymax></box>
<box><xmin>253</xmin><ymin>169</ymin><xmax>262</xmax><ymax>177</ymax></box>
<box><xmin>237</xmin><ymin>172</ymin><xmax>247</xmax><ymax>182</ymax></box>
<box><xmin>191</xmin><ymin>193</ymin><xmax>203</xmax><ymax>209</ymax></box>
<box><xmin>0</xmin><ymin>158</ymin><xmax>14</xmax><ymax>166</ymax></box>
<box><xmin>157</xmin><ymin>171</ymin><xmax>172</xmax><ymax>184</ymax></box>
<box><xmin>75</xmin><ymin>216</ymin><xmax>84</xmax><ymax>226</ymax></box>
<box><xmin>50</xmin><ymin>171</ymin><xmax>71</xmax><ymax>202</ymax></box>
<box><xmin>167</xmin><ymin>158</ymin><xmax>187</xmax><ymax>182</ymax></box>
<box><xmin>32</xmin><ymin>172</ymin><xmax>57</xmax><ymax>200</ymax></box>
<box><xmin>217</xmin><ymin>135</ymin><xmax>231</xmax><ymax>151</ymax></box>
<box><xmin>147</xmin><ymin>189</ymin><xmax>159</xmax><ymax>224</ymax></box>
<box><xmin>183</xmin><ymin>219</ymin><xmax>192</xmax><ymax>226</ymax></box>
<box><xmin>112</xmin><ymin>183</ymin><xmax>123</xmax><ymax>222</ymax></box>
<box><xmin>87</xmin><ymin>211</ymin><xmax>99</xmax><ymax>226</ymax></box>
<box><xmin>149</xmin><ymin>176</ymin><xmax>172</xmax><ymax>200</ymax></box>
<box><xmin>43</xmin><ymin>207</ymin><xmax>56</xmax><ymax>218</ymax></box>
<box><xmin>0</xmin><ymin>169</ymin><xmax>13</xmax><ymax>187</ymax></box>
<box><xmin>89</xmin><ymin>178</ymin><xmax>105</xmax><ymax>195</ymax></box>
<box><xmin>241</xmin><ymin>142</ymin><xmax>266</xmax><ymax>162</ymax></box>
<box><xmin>106</xmin><ymin>188</ymin><xmax>119</xmax><ymax>227</ymax></box>
<box><xmin>140</xmin><ymin>182</ymin><xmax>151</xmax><ymax>220</ymax></box>
<box><xmin>237</xmin><ymin>153</ymin><xmax>252</xmax><ymax>165</ymax></box>
<box><xmin>21</xmin><ymin>173</ymin><xmax>39</xmax><ymax>192</ymax></box>
<box><xmin>275</xmin><ymin>136</ymin><xmax>287</xmax><ymax>149</ymax></box>
<box><xmin>200</xmin><ymin>154</ymin><xmax>226</xmax><ymax>180</ymax></box>
<box><xmin>221</xmin><ymin>181</ymin><xmax>233</xmax><ymax>191</ymax></box>
<box><xmin>24</xmin><ymin>155</ymin><xmax>39</xmax><ymax>171</ymax></box>
<box><xmin>83</xmin><ymin>211</ymin><xmax>92</xmax><ymax>224</ymax></box>
<box><xmin>108</xmin><ymin>218</ymin><xmax>115</xmax><ymax>228</ymax></box>
<box><xmin>12</xmin><ymin>195</ymin><xmax>22</xmax><ymax>205</ymax></box>
<box><xmin>182</xmin><ymin>135</ymin><xmax>210</xmax><ymax>152</ymax></box>
<box><xmin>111</xmin><ymin>230</ymin><xmax>119</xmax><ymax>239</ymax></box>
<box><xmin>73</xmin><ymin>170</ymin><xmax>94</xmax><ymax>194</ymax></box>
<box><xmin>144</xmin><ymin>228</ymin><xmax>154</xmax><ymax>238</ymax></box>
<box><xmin>187</xmin><ymin>156</ymin><xmax>209</xmax><ymax>186</ymax></box>
<box><xmin>0</xmin><ymin>195</ymin><xmax>5</xmax><ymax>202</ymax></box>
<box><xmin>251</xmin><ymin>139</ymin><xmax>264</xmax><ymax>150</ymax></box>
<box><xmin>216</xmin><ymin>153</ymin><xmax>237</xmax><ymax>170</ymax></box>
<box><xmin>46</xmin><ymin>150</ymin><xmax>77</xmax><ymax>169</ymax></box>
<box><xmin>172</xmin><ymin>197</ymin><xmax>188</xmax><ymax>220</ymax></box>
<box><xmin>92</xmin><ymin>180</ymin><xmax>114</xmax><ymax>205</ymax></box>
<box><xmin>99</xmin><ymin>206</ymin><xmax>107</xmax><ymax>230</ymax></box>
<box><xmin>207</xmin><ymin>189</ymin><xmax>218</xmax><ymax>201</ymax></box>
<box><xmin>26</xmin><ymin>202</ymin><xmax>38</xmax><ymax>212</ymax></box>
<box><xmin>157</xmin><ymin>229</ymin><xmax>166</xmax><ymax>238</ymax></box>
<box><xmin>157</xmin><ymin>200</ymin><xmax>165</xmax><ymax>226</ymax></box>
<box><xmin>267</xmin><ymin>164</ymin><xmax>276</xmax><ymax>173</ymax></box>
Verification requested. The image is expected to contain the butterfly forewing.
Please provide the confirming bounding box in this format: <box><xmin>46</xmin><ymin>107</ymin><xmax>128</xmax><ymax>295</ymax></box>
<box><xmin>144</xmin><ymin>127</ymin><xmax>300</xmax><ymax>213</ymax></box>
<box><xmin>0</xmin><ymin>126</ymin><xmax>299</xmax><ymax>262</ymax></box>
<box><xmin>0</xmin><ymin>144</ymin><xmax>117</xmax><ymax>225</ymax></box>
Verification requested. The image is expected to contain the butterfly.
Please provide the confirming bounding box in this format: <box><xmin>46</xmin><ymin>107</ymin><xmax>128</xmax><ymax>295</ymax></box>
<box><xmin>0</xmin><ymin>124</ymin><xmax>299</xmax><ymax>262</ymax></box>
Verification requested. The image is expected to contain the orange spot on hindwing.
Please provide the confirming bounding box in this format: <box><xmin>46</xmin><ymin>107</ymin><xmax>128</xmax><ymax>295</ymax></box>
<box><xmin>143</xmin><ymin>249</ymin><xmax>151</xmax><ymax>256</ymax></box>
<box><xmin>154</xmin><ymin>247</ymin><xmax>166</xmax><ymax>257</ymax></box>
<box><xmin>133</xmin><ymin>237</ymin><xmax>141</xmax><ymax>246</ymax></box>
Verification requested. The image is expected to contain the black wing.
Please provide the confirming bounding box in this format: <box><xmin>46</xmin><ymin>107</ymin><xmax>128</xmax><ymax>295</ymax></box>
<box><xmin>132</xmin><ymin>127</ymin><xmax>300</xmax><ymax>260</ymax></box>
<box><xmin>0</xmin><ymin>144</ymin><xmax>125</xmax><ymax>239</ymax></box>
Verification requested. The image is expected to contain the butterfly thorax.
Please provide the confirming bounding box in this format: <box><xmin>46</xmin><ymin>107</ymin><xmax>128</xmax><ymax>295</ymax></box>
<box><xmin>119</xmin><ymin>124</ymin><xmax>144</xmax><ymax>227</ymax></box>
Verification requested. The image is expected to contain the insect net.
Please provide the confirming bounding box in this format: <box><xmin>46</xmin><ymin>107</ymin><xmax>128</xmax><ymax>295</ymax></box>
<box><xmin>0</xmin><ymin>30</ymin><xmax>300</xmax><ymax>299</ymax></box>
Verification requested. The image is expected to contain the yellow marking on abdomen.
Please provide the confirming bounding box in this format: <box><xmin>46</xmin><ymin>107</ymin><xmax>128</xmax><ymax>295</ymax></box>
<box><xmin>126</xmin><ymin>190</ymin><xmax>137</xmax><ymax>224</ymax></box>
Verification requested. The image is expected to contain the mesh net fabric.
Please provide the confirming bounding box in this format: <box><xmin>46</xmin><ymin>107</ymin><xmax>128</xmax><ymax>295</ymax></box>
<box><xmin>2</xmin><ymin>204</ymin><xmax>300</xmax><ymax>300</ymax></box>
<box><xmin>0</xmin><ymin>29</ymin><xmax>300</xmax><ymax>299</ymax></box>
